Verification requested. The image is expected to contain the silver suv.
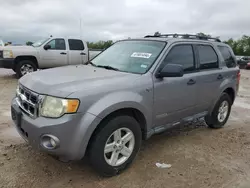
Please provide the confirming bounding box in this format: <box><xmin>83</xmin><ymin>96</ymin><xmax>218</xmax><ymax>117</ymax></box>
<box><xmin>11</xmin><ymin>34</ymin><xmax>240</xmax><ymax>176</ymax></box>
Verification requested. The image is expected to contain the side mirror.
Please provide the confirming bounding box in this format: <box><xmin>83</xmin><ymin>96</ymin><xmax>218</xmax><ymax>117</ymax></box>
<box><xmin>157</xmin><ymin>64</ymin><xmax>184</xmax><ymax>78</ymax></box>
<box><xmin>44</xmin><ymin>44</ymin><xmax>51</xmax><ymax>50</ymax></box>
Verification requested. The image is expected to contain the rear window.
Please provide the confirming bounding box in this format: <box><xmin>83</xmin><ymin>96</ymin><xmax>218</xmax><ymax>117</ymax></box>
<box><xmin>68</xmin><ymin>39</ymin><xmax>84</xmax><ymax>50</ymax></box>
<box><xmin>218</xmin><ymin>46</ymin><xmax>236</xmax><ymax>68</ymax></box>
<box><xmin>197</xmin><ymin>45</ymin><xmax>218</xmax><ymax>70</ymax></box>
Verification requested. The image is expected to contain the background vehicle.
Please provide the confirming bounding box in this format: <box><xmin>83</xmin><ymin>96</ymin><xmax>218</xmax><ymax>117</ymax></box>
<box><xmin>11</xmin><ymin>33</ymin><xmax>240</xmax><ymax>177</ymax></box>
<box><xmin>0</xmin><ymin>37</ymin><xmax>89</xmax><ymax>77</ymax></box>
<box><xmin>237</xmin><ymin>56</ymin><xmax>250</xmax><ymax>69</ymax></box>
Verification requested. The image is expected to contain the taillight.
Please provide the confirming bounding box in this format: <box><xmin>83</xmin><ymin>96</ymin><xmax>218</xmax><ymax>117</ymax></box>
<box><xmin>237</xmin><ymin>70</ymin><xmax>241</xmax><ymax>92</ymax></box>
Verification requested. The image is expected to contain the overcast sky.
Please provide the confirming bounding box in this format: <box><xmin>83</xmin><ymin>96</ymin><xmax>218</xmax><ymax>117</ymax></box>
<box><xmin>0</xmin><ymin>0</ymin><xmax>250</xmax><ymax>44</ymax></box>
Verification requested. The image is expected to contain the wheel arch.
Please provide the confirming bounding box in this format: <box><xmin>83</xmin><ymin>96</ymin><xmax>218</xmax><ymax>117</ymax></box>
<box><xmin>223</xmin><ymin>87</ymin><xmax>235</xmax><ymax>104</ymax></box>
<box><xmin>84</xmin><ymin>107</ymin><xmax>147</xmax><ymax>157</ymax></box>
<box><xmin>14</xmin><ymin>56</ymin><xmax>39</xmax><ymax>70</ymax></box>
<box><xmin>209</xmin><ymin>86</ymin><xmax>236</xmax><ymax>115</ymax></box>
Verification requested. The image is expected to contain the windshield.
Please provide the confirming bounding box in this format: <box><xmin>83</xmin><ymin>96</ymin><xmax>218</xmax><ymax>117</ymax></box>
<box><xmin>91</xmin><ymin>40</ymin><xmax>166</xmax><ymax>74</ymax></box>
<box><xmin>32</xmin><ymin>38</ymin><xmax>50</xmax><ymax>47</ymax></box>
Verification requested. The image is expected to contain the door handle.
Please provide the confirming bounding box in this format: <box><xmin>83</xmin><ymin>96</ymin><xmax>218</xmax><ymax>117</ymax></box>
<box><xmin>187</xmin><ymin>79</ymin><xmax>196</xmax><ymax>85</ymax></box>
<box><xmin>60</xmin><ymin>52</ymin><xmax>67</xmax><ymax>55</ymax></box>
<box><xmin>217</xmin><ymin>74</ymin><xmax>223</xmax><ymax>80</ymax></box>
<box><xmin>80</xmin><ymin>52</ymin><xmax>86</xmax><ymax>55</ymax></box>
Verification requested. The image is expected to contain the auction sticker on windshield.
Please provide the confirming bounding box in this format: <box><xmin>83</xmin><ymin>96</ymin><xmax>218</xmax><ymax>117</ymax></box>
<box><xmin>140</xmin><ymin>64</ymin><xmax>148</xmax><ymax>68</ymax></box>
<box><xmin>131</xmin><ymin>52</ymin><xmax>152</xmax><ymax>59</ymax></box>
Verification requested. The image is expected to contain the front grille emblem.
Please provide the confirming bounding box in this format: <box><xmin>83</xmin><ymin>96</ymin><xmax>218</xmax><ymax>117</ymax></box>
<box><xmin>20</xmin><ymin>94</ymin><xmax>27</xmax><ymax>101</ymax></box>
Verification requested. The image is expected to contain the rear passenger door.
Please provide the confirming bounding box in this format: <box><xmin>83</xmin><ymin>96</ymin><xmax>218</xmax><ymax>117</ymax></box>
<box><xmin>195</xmin><ymin>44</ymin><xmax>223</xmax><ymax>112</ymax></box>
<box><xmin>68</xmin><ymin>39</ymin><xmax>87</xmax><ymax>65</ymax></box>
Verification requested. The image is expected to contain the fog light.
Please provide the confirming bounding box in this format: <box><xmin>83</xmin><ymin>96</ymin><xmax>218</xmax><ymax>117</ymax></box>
<box><xmin>50</xmin><ymin>138</ymin><xmax>57</xmax><ymax>148</ymax></box>
<box><xmin>41</xmin><ymin>134</ymin><xmax>60</xmax><ymax>150</ymax></box>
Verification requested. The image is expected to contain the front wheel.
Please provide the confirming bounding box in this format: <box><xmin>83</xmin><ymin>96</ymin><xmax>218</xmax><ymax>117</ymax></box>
<box><xmin>16</xmin><ymin>60</ymin><xmax>37</xmax><ymax>78</ymax></box>
<box><xmin>88</xmin><ymin>115</ymin><xmax>142</xmax><ymax>177</ymax></box>
<box><xmin>205</xmin><ymin>93</ymin><xmax>232</xmax><ymax>129</ymax></box>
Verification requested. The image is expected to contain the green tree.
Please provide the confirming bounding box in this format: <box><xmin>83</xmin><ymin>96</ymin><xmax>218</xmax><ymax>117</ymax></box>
<box><xmin>154</xmin><ymin>31</ymin><xmax>161</xmax><ymax>36</ymax></box>
<box><xmin>224</xmin><ymin>35</ymin><xmax>250</xmax><ymax>56</ymax></box>
<box><xmin>196</xmin><ymin>32</ymin><xmax>212</xmax><ymax>38</ymax></box>
<box><xmin>26</xmin><ymin>41</ymin><xmax>33</xmax><ymax>46</ymax></box>
<box><xmin>87</xmin><ymin>40</ymin><xmax>113</xmax><ymax>49</ymax></box>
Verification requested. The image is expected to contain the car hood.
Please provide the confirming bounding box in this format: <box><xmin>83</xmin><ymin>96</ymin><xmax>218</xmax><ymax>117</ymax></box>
<box><xmin>3</xmin><ymin>45</ymin><xmax>36</xmax><ymax>53</ymax></box>
<box><xmin>20</xmin><ymin>65</ymin><xmax>140</xmax><ymax>97</ymax></box>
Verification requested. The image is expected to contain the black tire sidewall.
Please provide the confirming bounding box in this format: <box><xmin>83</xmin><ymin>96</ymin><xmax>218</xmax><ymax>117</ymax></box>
<box><xmin>16</xmin><ymin>60</ymin><xmax>37</xmax><ymax>78</ymax></box>
<box><xmin>206</xmin><ymin>93</ymin><xmax>232</xmax><ymax>128</ymax></box>
<box><xmin>89</xmin><ymin>115</ymin><xmax>142</xmax><ymax>177</ymax></box>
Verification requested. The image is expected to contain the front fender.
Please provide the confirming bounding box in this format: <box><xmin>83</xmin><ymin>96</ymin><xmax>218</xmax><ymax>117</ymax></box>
<box><xmin>76</xmin><ymin>91</ymin><xmax>152</xmax><ymax>159</ymax></box>
<box><xmin>87</xmin><ymin>91</ymin><xmax>151</xmax><ymax>126</ymax></box>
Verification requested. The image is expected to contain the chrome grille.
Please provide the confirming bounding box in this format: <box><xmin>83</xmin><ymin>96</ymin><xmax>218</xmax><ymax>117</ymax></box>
<box><xmin>16</xmin><ymin>85</ymin><xmax>40</xmax><ymax>118</ymax></box>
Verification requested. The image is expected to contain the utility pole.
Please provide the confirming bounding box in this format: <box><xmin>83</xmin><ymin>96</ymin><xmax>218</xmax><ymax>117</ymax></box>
<box><xmin>80</xmin><ymin>17</ymin><xmax>82</xmax><ymax>38</ymax></box>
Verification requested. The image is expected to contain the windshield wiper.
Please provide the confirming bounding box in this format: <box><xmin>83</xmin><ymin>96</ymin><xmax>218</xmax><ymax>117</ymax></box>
<box><xmin>96</xmin><ymin>65</ymin><xmax>120</xmax><ymax>71</ymax></box>
<box><xmin>85</xmin><ymin>61</ymin><xmax>120</xmax><ymax>71</ymax></box>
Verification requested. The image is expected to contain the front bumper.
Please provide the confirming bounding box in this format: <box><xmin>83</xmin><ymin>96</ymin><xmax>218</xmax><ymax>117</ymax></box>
<box><xmin>0</xmin><ymin>58</ymin><xmax>15</xmax><ymax>69</ymax></box>
<box><xmin>11</xmin><ymin>98</ymin><xmax>101</xmax><ymax>161</ymax></box>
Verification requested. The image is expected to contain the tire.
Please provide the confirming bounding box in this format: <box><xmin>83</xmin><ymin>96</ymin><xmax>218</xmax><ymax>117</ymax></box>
<box><xmin>12</xmin><ymin>67</ymin><xmax>16</xmax><ymax>72</ymax></box>
<box><xmin>205</xmin><ymin>93</ymin><xmax>232</xmax><ymax>129</ymax></box>
<box><xmin>16</xmin><ymin>60</ymin><xmax>37</xmax><ymax>78</ymax></box>
<box><xmin>88</xmin><ymin>115</ymin><xmax>142</xmax><ymax>177</ymax></box>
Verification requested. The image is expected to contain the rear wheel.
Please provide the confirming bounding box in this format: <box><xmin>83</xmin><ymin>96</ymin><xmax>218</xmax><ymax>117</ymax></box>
<box><xmin>205</xmin><ymin>93</ymin><xmax>232</xmax><ymax>129</ymax></box>
<box><xmin>16</xmin><ymin>60</ymin><xmax>37</xmax><ymax>78</ymax></box>
<box><xmin>88</xmin><ymin>115</ymin><xmax>142</xmax><ymax>177</ymax></box>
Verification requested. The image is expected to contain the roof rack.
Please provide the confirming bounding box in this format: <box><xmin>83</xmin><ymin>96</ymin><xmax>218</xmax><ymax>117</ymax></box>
<box><xmin>144</xmin><ymin>33</ymin><xmax>221</xmax><ymax>42</ymax></box>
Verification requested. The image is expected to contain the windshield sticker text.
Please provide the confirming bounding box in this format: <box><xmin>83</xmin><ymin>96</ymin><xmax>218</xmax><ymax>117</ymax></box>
<box><xmin>131</xmin><ymin>52</ymin><xmax>152</xmax><ymax>59</ymax></box>
<box><xmin>141</xmin><ymin>64</ymin><xmax>148</xmax><ymax>68</ymax></box>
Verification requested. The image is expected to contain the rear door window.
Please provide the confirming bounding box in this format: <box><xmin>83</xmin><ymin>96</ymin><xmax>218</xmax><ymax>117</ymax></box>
<box><xmin>197</xmin><ymin>45</ymin><xmax>218</xmax><ymax>70</ymax></box>
<box><xmin>68</xmin><ymin>39</ymin><xmax>84</xmax><ymax>50</ymax></box>
<box><xmin>218</xmin><ymin>46</ymin><xmax>236</xmax><ymax>68</ymax></box>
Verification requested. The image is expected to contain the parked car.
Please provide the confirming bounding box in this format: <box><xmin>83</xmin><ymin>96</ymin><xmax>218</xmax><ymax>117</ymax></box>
<box><xmin>11</xmin><ymin>33</ymin><xmax>240</xmax><ymax>176</ymax></box>
<box><xmin>0</xmin><ymin>37</ymin><xmax>89</xmax><ymax>77</ymax></box>
<box><xmin>237</xmin><ymin>56</ymin><xmax>250</xmax><ymax>69</ymax></box>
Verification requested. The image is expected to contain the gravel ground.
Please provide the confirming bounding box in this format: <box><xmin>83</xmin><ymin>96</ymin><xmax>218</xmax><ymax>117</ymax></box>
<box><xmin>1</xmin><ymin>68</ymin><xmax>250</xmax><ymax>188</ymax></box>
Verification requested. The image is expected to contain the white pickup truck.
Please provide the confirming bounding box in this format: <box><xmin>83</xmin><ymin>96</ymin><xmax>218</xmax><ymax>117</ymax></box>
<box><xmin>0</xmin><ymin>37</ymin><xmax>90</xmax><ymax>77</ymax></box>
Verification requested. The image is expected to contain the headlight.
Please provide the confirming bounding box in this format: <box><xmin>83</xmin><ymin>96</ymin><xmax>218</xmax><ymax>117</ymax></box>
<box><xmin>16</xmin><ymin>84</ymin><xmax>19</xmax><ymax>94</ymax></box>
<box><xmin>3</xmin><ymin>50</ymin><xmax>13</xmax><ymax>58</ymax></box>
<box><xmin>40</xmin><ymin>96</ymin><xmax>80</xmax><ymax>118</ymax></box>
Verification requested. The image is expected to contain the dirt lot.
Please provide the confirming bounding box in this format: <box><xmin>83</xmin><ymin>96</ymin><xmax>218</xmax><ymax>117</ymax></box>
<box><xmin>1</xmin><ymin>69</ymin><xmax>250</xmax><ymax>188</ymax></box>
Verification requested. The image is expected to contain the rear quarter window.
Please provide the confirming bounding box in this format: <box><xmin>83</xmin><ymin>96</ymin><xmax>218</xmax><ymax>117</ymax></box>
<box><xmin>218</xmin><ymin>46</ymin><xmax>236</xmax><ymax>68</ymax></box>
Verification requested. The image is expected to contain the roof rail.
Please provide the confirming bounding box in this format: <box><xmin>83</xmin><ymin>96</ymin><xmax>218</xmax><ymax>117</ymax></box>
<box><xmin>144</xmin><ymin>33</ymin><xmax>221</xmax><ymax>42</ymax></box>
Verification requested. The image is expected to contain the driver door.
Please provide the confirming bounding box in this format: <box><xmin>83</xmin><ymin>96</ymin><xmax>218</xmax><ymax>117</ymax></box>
<box><xmin>39</xmin><ymin>38</ymin><xmax>68</xmax><ymax>68</ymax></box>
<box><xmin>153</xmin><ymin>44</ymin><xmax>199</xmax><ymax>127</ymax></box>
